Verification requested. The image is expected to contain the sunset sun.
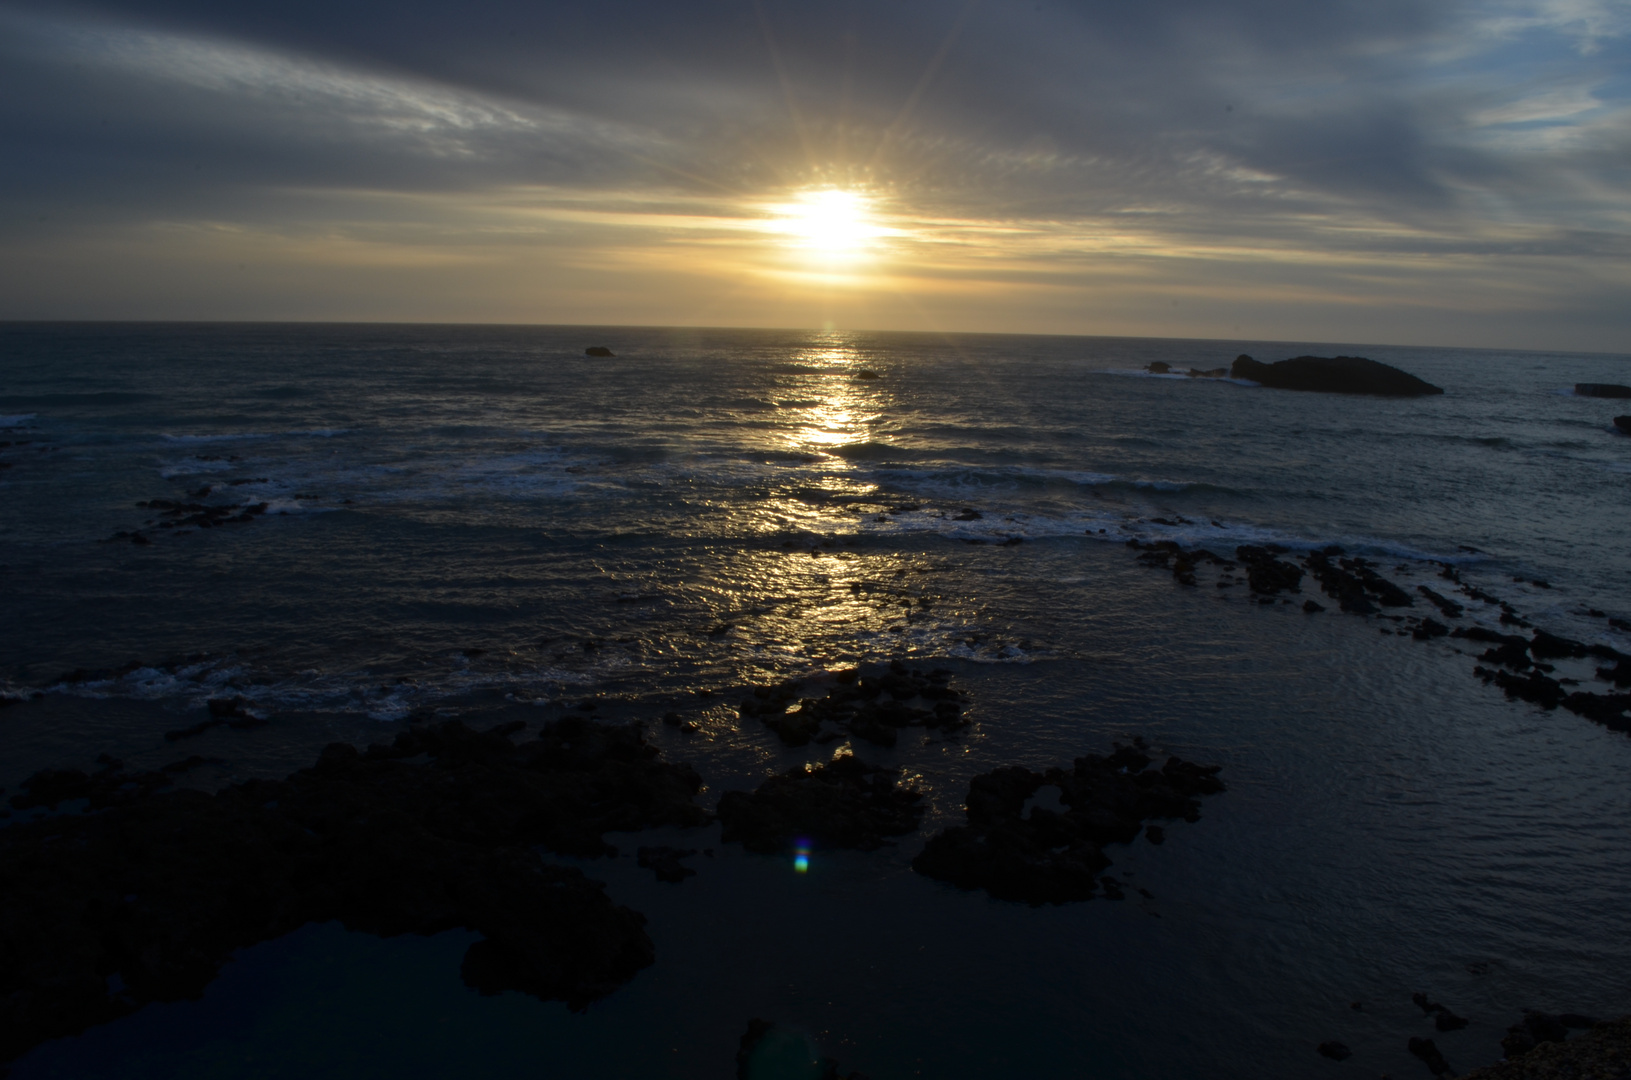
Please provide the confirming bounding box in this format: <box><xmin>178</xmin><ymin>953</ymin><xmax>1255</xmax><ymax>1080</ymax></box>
<box><xmin>775</xmin><ymin>189</ymin><xmax>885</xmax><ymax>259</ymax></box>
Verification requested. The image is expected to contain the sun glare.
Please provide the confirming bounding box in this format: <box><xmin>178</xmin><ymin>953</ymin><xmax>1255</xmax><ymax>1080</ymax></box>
<box><xmin>775</xmin><ymin>189</ymin><xmax>884</xmax><ymax>259</ymax></box>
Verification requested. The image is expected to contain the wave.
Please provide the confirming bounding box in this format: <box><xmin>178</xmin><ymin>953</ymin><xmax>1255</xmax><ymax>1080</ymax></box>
<box><xmin>0</xmin><ymin>392</ymin><xmax>155</xmax><ymax>407</ymax></box>
<box><xmin>159</xmin><ymin>429</ymin><xmax>349</xmax><ymax>443</ymax></box>
<box><xmin>0</xmin><ymin>413</ymin><xmax>36</xmax><ymax>427</ymax></box>
<box><xmin>1100</xmin><ymin>368</ymin><xmax>1258</xmax><ymax>387</ymax></box>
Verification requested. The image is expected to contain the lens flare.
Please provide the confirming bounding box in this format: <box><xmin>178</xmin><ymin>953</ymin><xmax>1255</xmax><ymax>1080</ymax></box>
<box><xmin>793</xmin><ymin>837</ymin><xmax>812</xmax><ymax>873</ymax></box>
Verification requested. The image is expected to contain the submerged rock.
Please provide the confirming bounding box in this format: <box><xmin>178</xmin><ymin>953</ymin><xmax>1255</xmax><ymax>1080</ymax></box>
<box><xmin>1231</xmin><ymin>355</ymin><xmax>1443</xmax><ymax>396</ymax></box>
<box><xmin>584</xmin><ymin>346</ymin><xmax>615</xmax><ymax>357</ymax></box>
<box><xmin>716</xmin><ymin>750</ymin><xmax>923</xmax><ymax>854</ymax></box>
<box><xmin>0</xmin><ymin>717</ymin><xmax>708</xmax><ymax>1064</ymax></box>
<box><xmin>912</xmin><ymin>741</ymin><xmax>1224</xmax><ymax>904</ymax></box>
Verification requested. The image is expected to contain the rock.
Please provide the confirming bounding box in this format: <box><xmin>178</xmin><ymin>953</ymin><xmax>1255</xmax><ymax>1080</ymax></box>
<box><xmin>740</xmin><ymin>663</ymin><xmax>968</xmax><ymax>748</ymax></box>
<box><xmin>1303</xmin><ymin>600</ymin><xmax>1326</xmax><ymax>613</ymax></box>
<box><xmin>1230</xmin><ymin>355</ymin><xmax>1443</xmax><ymax>396</ymax></box>
<box><xmin>1530</xmin><ymin>629</ymin><xmax>1589</xmax><ymax>660</ymax></box>
<box><xmin>1235</xmin><ymin>545</ymin><xmax>1304</xmax><ymax>595</ymax></box>
<box><xmin>1412</xmin><ymin>618</ymin><xmax>1450</xmax><ymax>640</ymax></box>
<box><xmin>716</xmin><ymin>751</ymin><xmax>923</xmax><ymax>854</ymax></box>
<box><xmin>1186</xmin><ymin>367</ymin><xmax>1228</xmax><ymax>378</ymax></box>
<box><xmin>1408</xmin><ymin>1036</ymin><xmax>1453</xmax><ymax>1076</ymax></box>
<box><xmin>912</xmin><ymin>742</ymin><xmax>1224</xmax><ymax>904</ymax></box>
<box><xmin>1318</xmin><ymin>1041</ymin><xmax>1353</xmax><ymax>1061</ymax></box>
<box><xmin>855</xmin><ymin>369</ymin><xmax>880</xmax><ymax>379</ymax></box>
<box><xmin>1147</xmin><ymin>362</ymin><xmax>1172</xmax><ymax>374</ymax></box>
<box><xmin>1499</xmin><ymin>1011</ymin><xmax>1575</xmax><ymax>1059</ymax></box>
<box><xmin>584</xmin><ymin>346</ymin><xmax>615</xmax><ymax>357</ymax></box>
<box><xmin>0</xmin><ymin>717</ymin><xmax>708</xmax><ymax>1064</ymax></box>
<box><xmin>1417</xmin><ymin>586</ymin><xmax>1465</xmax><ymax>618</ymax></box>
<box><xmin>1615</xmin><ymin>416</ymin><xmax>1631</xmax><ymax>434</ymax></box>
<box><xmin>1575</xmin><ymin>383</ymin><xmax>1631</xmax><ymax>398</ymax></box>
<box><xmin>1463</xmin><ymin>1015</ymin><xmax>1629</xmax><ymax>1079</ymax></box>
<box><xmin>636</xmin><ymin>845</ymin><xmax>698</xmax><ymax>883</ymax></box>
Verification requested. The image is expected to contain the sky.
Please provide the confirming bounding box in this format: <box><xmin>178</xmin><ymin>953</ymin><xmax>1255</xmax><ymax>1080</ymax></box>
<box><xmin>1</xmin><ymin>0</ymin><xmax>1628</xmax><ymax>350</ymax></box>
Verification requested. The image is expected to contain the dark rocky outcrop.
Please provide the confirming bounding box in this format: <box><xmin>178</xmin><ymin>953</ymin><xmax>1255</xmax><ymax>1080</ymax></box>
<box><xmin>636</xmin><ymin>846</ymin><xmax>698</xmax><ymax>883</ymax></box>
<box><xmin>912</xmin><ymin>741</ymin><xmax>1224</xmax><ymax>904</ymax></box>
<box><xmin>1317</xmin><ymin>1041</ymin><xmax>1352</xmax><ymax>1061</ymax></box>
<box><xmin>716</xmin><ymin>751</ymin><xmax>923</xmax><ymax>854</ymax></box>
<box><xmin>1413</xmin><ymin>992</ymin><xmax>1470</xmax><ymax>1031</ymax></box>
<box><xmin>1496</xmin><ymin>1011</ymin><xmax>1602</xmax><ymax>1061</ymax></box>
<box><xmin>1235</xmin><ymin>545</ymin><xmax>1305</xmax><ymax>596</ymax></box>
<box><xmin>1615</xmin><ymin>415</ymin><xmax>1631</xmax><ymax>435</ymax></box>
<box><xmin>1231</xmin><ymin>355</ymin><xmax>1443</xmax><ymax>396</ymax></box>
<box><xmin>584</xmin><ymin>346</ymin><xmax>615</xmax><ymax>357</ymax></box>
<box><xmin>1575</xmin><ymin>383</ymin><xmax>1631</xmax><ymax>398</ymax></box>
<box><xmin>1409</xmin><ymin>1036</ymin><xmax>1454</xmax><ymax>1076</ymax></box>
<box><xmin>0</xmin><ymin>717</ymin><xmax>708</xmax><ymax>1065</ymax></box>
<box><xmin>738</xmin><ymin>663</ymin><xmax>968</xmax><ymax>748</ymax></box>
<box><xmin>1460</xmin><ymin>1014</ymin><xmax>1629</xmax><ymax>1079</ymax></box>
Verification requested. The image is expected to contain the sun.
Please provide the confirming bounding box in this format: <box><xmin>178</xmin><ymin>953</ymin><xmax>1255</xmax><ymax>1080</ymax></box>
<box><xmin>775</xmin><ymin>189</ymin><xmax>884</xmax><ymax>259</ymax></box>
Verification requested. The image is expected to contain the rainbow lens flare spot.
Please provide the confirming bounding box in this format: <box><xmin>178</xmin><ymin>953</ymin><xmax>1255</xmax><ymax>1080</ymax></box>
<box><xmin>793</xmin><ymin>838</ymin><xmax>812</xmax><ymax>873</ymax></box>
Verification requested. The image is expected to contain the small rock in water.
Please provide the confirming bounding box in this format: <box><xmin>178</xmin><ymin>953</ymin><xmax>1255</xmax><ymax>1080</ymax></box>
<box><xmin>584</xmin><ymin>346</ymin><xmax>615</xmax><ymax>357</ymax></box>
<box><xmin>636</xmin><ymin>845</ymin><xmax>698</xmax><ymax>883</ymax></box>
<box><xmin>1575</xmin><ymin>383</ymin><xmax>1631</xmax><ymax>398</ymax></box>
<box><xmin>1407</xmin><ymin>1036</ymin><xmax>1453</xmax><ymax>1076</ymax></box>
<box><xmin>1317</xmin><ymin>1041</ymin><xmax>1352</xmax><ymax>1061</ymax></box>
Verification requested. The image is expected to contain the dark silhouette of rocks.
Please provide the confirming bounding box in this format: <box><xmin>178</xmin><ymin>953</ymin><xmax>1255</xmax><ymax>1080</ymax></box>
<box><xmin>636</xmin><ymin>845</ymin><xmax>698</xmax><ymax>883</ymax></box>
<box><xmin>1413</xmin><ymin>992</ymin><xmax>1470</xmax><ymax>1031</ymax></box>
<box><xmin>1147</xmin><ymin>361</ymin><xmax>1171</xmax><ymax>373</ymax></box>
<box><xmin>1418</xmin><ymin>585</ymin><xmax>1465</xmax><ymax>618</ymax></box>
<box><xmin>1231</xmin><ymin>355</ymin><xmax>1443</xmax><ymax>396</ymax></box>
<box><xmin>1460</xmin><ymin>1014</ymin><xmax>1628</xmax><ymax>1079</ymax></box>
<box><xmin>737</xmin><ymin>662</ymin><xmax>967</xmax><ymax>748</ymax></box>
<box><xmin>1494</xmin><ymin>1011</ymin><xmax>1602</xmax><ymax>1062</ymax></box>
<box><xmin>716</xmin><ymin>750</ymin><xmax>923</xmax><ymax>854</ymax></box>
<box><xmin>1615</xmin><ymin>415</ymin><xmax>1631</xmax><ymax>434</ymax></box>
<box><xmin>1236</xmin><ymin>544</ymin><xmax>1306</xmax><ymax>595</ymax></box>
<box><xmin>127</xmin><ymin>499</ymin><xmax>269</xmax><ymax>538</ymax></box>
<box><xmin>1120</xmin><ymin>539</ymin><xmax>1631</xmax><ymax>737</ymax></box>
<box><xmin>912</xmin><ymin>740</ymin><xmax>1224</xmax><ymax>904</ymax></box>
<box><xmin>0</xmin><ymin>716</ymin><xmax>708</xmax><ymax>1065</ymax></box>
<box><xmin>1575</xmin><ymin>383</ymin><xmax>1631</xmax><ymax>398</ymax></box>
<box><xmin>856</xmin><ymin>369</ymin><xmax>880</xmax><ymax>379</ymax></box>
<box><xmin>584</xmin><ymin>346</ymin><xmax>615</xmax><ymax>357</ymax></box>
<box><xmin>1409</xmin><ymin>1036</ymin><xmax>1454</xmax><ymax>1076</ymax></box>
<box><xmin>1317</xmin><ymin>1041</ymin><xmax>1352</xmax><ymax>1060</ymax></box>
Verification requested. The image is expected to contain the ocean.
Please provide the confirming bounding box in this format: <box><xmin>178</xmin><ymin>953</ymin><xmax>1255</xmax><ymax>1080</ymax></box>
<box><xmin>3</xmin><ymin>322</ymin><xmax>1630</xmax><ymax>1078</ymax></box>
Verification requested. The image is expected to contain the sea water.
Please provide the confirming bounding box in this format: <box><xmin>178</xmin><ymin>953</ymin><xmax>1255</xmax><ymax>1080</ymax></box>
<box><xmin>3</xmin><ymin>323</ymin><xmax>1630</xmax><ymax>1078</ymax></box>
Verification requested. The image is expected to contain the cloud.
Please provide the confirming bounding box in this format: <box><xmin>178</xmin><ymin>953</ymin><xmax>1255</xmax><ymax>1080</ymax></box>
<box><xmin>0</xmin><ymin>0</ymin><xmax>1627</xmax><ymax>349</ymax></box>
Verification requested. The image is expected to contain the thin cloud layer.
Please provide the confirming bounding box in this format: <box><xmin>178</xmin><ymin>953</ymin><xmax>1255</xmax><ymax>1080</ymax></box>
<box><xmin>0</xmin><ymin>0</ymin><xmax>1627</xmax><ymax>348</ymax></box>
